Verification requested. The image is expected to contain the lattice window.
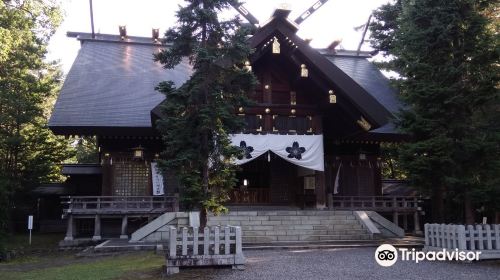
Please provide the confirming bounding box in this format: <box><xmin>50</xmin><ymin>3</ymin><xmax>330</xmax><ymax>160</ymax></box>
<box><xmin>112</xmin><ymin>159</ymin><xmax>150</xmax><ymax>196</ymax></box>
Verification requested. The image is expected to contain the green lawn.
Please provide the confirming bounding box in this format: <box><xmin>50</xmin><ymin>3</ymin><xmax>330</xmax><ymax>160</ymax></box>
<box><xmin>1</xmin><ymin>252</ymin><xmax>166</xmax><ymax>280</ymax></box>
<box><xmin>5</xmin><ymin>233</ymin><xmax>62</xmax><ymax>250</ymax></box>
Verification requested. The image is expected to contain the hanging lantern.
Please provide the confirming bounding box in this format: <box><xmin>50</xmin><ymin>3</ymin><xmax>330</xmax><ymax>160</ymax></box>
<box><xmin>119</xmin><ymin>25</ymin><xmax>127</xmax><ymax>40</ymax></box>
<box><xmin>152</xmin><ymin>28</ymin><xmax>160</xmax><ymax>42</ymax></box>
<box><xmin>243</xmin><ymin>179</ymin><xmax>249</xmax><ymax>186</ymax></box>
<box><xmin>290</xmin><ymin>91</ymin><xmax>296</xmax><ymax>105</ymax></box>
<box><xmin>329</xmin><ymin>90</ymin><xmax>337</xmax><ymax>104</ymax></box>
<box><xmin>359</xmin><ymin>153</ymin><xmax>367</xmax><ymax>161</ymax></box>
<box><xmin>244</xmin><ymin>61</ymin><xmax>252</xmax><ymax>71</ymax></box>
<box><xmin>357</xmin><ymin>116</ymin><xmax>372</xmax><ymax>131</ymax></box>
<box><xmin>268</xmin><ymin>151</ymin><xmax>271</xmax><ymax>162</ymax></box>
<box><xmin>272</xmin><ymin>37</ymin><xmax>280</xmax><ymax>54</ymax></box>
<box><xmin>132</xmin><ymin>146</ymin><xmax>145</xmax><ymax>160</ymax></box>
<box><xmin>300</xmin><ymin>64</ymin><xmax>309</xmax><ymax>77</ymax></box>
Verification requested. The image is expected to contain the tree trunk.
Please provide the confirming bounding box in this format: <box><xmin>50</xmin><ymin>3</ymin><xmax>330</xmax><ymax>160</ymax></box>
<box><xmin>199</xmin><ymin>128</ymin><xmax>209</xmax><ymax>228</ymax></box>
<box><xmin>200</xmin><ymin>207</ymin><xmax>208</xmax><ymax>229</ymax></box>
<box><xmin>464</xmin><ymin>188</ymin><xmax>475</xmax><ymax>225</ymax></box>
<box><xmin>432</xmin><ymin>184</ymin><xmax>445</xmax><ymax>223</ymax></box>
<box><xmin>199</xmin><ymin>0</ymin><xmax>209</xmax><ymax>230</ymax></box>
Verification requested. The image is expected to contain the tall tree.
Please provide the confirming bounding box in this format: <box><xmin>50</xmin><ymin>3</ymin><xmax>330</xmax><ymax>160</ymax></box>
<box><xmin>155</xmin><ymin>0</ymin><xmax>256</xmax><ymax>226</ymax></box>
<box><xmin>370</xmin><ymin>0</ymin><xmax>499</xmax><ymax>223</ymax></box>
<box><xmin>0</xmin><ymin>0</ymin><xmax>71</xmax><ymax>249</ymax></box>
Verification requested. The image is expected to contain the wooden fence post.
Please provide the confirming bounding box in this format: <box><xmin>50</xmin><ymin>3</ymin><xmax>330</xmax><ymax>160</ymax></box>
<box><xmin>485</xmin><ymin>224</ymin><xmax>492</xmax><ymax>250</ymax></box>
<box><xmin>468</xmin><ymin>225</ymin><xmax>475</xmax><ymax>250</ymax></box>
<box><xmin>181</xmin><ymin>227</ymin><xmax>188</xmax><ymax>255</ymax></box>
<box><xmin>235</xmin><ymin>226</ymin><xmax>242</xmax><ymax>256</ymax></box>
<box><xmin>494</xmin><ymin>224</ymin><xmax>500</xmax><ymax>250</ymax></box>
<box><xmin>214</xmin><ymin>226</ymin><xmax>220</xmax><ymax>255</ymax></box>
<box><xmin>424</xmin><ymin>224</ymin><xmax>430</xmax><ymax>246</ymax></box>
<box><xmin>169</xmin><ymin>226</ymin><xmax>177</xmax><ymax>257</ymax></box>
<box><xmin>193</xmin><ymin>227</ymin><xmax>199</xmax><ymax>255</ymax></box>
<box><xmin>457</xmin><ymin>225</ymin><xmax>466</xmax><ymax>250</ymax></box>
<box><xmin>203</xmin><ymin>227</ymin><xmax>210</xmax><ymax>255</ymax></box>
<box><xmin>224</xmin><ymin>226</ymin><xmax>230</xmax><ymax>255</ymax></box>
<box><xmin>476</xmin><ymin>225</ymin><xmax>484</xmax><ymax>250</ymax></box>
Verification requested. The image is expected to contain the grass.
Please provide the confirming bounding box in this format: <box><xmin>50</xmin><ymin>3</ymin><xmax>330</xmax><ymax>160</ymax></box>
<box><xmin>1</xmin><ymin>252</ymin><xmax>166</xmax><ymax>280</ymax></box>
<box><xmin>3</xmin><ymin>233</ymin><xmax>64</xmax><ymax>264</ymax></box>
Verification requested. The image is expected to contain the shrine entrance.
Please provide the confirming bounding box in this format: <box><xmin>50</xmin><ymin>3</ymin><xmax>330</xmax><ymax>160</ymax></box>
<box><xmin>232</xmin><ymin>153</ymin><xmax>317</xmax><ymax>208</ymax></box>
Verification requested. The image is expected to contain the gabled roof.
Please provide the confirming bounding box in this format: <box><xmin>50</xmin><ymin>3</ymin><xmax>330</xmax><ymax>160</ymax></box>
<box><xmin>249</xmin><ymin>11</ymin><xmax>396</xmax><ymax>128</ymax></box>
<box><xmin>49</xmin><ymin>11</ymin><xmax>402</xmax><ymax>138</ymax></box>
<box><xmin>48</xmin><ymin>33</ymin><xmax>191</xmax><ymax>136</ymax></box>
<box><xmin>323</xmin><ymin>54</ymin><xmax>400</xmax><ymax>115</ymax></box>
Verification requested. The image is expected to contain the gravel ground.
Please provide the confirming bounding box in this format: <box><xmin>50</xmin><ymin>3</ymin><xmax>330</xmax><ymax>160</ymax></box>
<box><xmin>174</xmin><ymin>248</ymin><xmax>500</xmax><ymax>280</ymax></box>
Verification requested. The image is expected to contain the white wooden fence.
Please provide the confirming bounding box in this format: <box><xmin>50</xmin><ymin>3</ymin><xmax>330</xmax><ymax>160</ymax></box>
<box><xmin>165</xmin><ymin>226</ymin><xmax>245</xmax><ymax>275</ymax></box>
<box><xmin>424</xmin><ymin>223</ymin><xmax>500</xmax><ymax>259</ymax></box>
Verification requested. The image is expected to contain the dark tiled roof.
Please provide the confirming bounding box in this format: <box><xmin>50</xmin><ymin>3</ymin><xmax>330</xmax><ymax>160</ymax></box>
<box><xmin>50</xmin><ymin>29</ymin><xmax>402</xmax><ymax>138</ymax></box>
<box><xmin>33</xmin><ymin>183</ymin><xmax>71</xmax><ymax>196</ymax></box>
<box><xmin>62</xmin><ymin>164</ymin><xmax>102</xmax><ymax>175</ymax></box>
<box><xmin>381</xmin><ymin>179</ymin><xmax>418</xmax><ymax>196</ymax></box>
<box><xmin>322</xmin><ymin>55</ymin><xmax>402</xmax><ymax>136</ymax></box>
<box><xmin>49</xmin><ymin>38</ymin><xmax>191</xmax><ymax>134</ymax></box>
<box><xmin>324</xmin><ymin>55</ymin><xmax>401</xmax><ymax>115</ymax></box>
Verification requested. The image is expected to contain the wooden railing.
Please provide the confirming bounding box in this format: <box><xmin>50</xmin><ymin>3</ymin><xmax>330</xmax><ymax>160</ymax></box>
<box><xmin>331</xmin><ymin>196</ymin><xmax>419</xmax><ymax>212</ymax></box>
<box><xmin>61</xmin><ymin>195</ymin><xmax>179</xmax><ymax>216</ymax></box>
<box><xmin>229</xmin><ymin>188</ymin><xmax>270</xmax><ymax>204</ymax></box>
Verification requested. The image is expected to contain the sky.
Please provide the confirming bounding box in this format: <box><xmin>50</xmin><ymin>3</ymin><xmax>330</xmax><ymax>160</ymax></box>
<box><xmin>47</xmin><ymin>0</ymin><xmax>391</xmax><ymax>73</ymax></box>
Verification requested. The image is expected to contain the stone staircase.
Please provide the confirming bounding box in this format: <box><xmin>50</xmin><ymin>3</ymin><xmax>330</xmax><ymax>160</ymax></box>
<box><xmin>207</xmin><ymin>210</ymin><xmax>375</xmax><ymax>243</ymax></box>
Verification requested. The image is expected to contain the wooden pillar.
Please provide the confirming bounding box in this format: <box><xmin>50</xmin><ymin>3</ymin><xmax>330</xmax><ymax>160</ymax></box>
<box><xmin>173</xmin><ymin>193</ymin><xmax>180</xmax><ymax>212</ymax></box>
<box><xmin>64</xmin><ymin>215</ymin><xmax>74</xmax><ymax>241</ymax></box>
<box><xmin>327</xmin><ymin>193</ymin><xmax>333</xmax><ymax>210</ymax></box>
<box><xmin>414</xmin><ymin>211</ymin><xmax>422</xmax><ymax>234</ymax></box>
<box><xmin>393</xmin><ymin>211</ymin><xmax>399</xmax><ymax>227</ymax></box>
<box><xmin>403</xmin><ymin>214</ymin><xmax>408</xmax><ymax>231</ymax></box>
<box><xmin>120</xmin><ymin>215</ymin><xmax>128</xmax><ymax>239</ymax></box>
<box><xmin>101</xmin><ymin>154</ymin><xmax>112</xmax><ymax>195</ymax></box>
<box><xmin>92</xmin><ymin>214</ymin><xmax>102</xmax><ymax>241</ymax></box>
<box><xmin>315</xmin><ymin>171</ymin><xmax>326</xmax><ymax>209</ymax></box>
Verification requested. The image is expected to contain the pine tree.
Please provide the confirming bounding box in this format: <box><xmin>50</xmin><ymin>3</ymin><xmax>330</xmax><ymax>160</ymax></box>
<box><xmin>370</xmin><ymin>0</ymin><xmax>499</xmax><ymax>223</ymax></box>
<box><xmin>0</xmin><ymin>0</ymin><xmax>72</xmax><ymax>251</ymax></box>
<box><xmin>155</xmin><ymin>0</ymin><xmax>256</xmax><ymax>226</ymax></box>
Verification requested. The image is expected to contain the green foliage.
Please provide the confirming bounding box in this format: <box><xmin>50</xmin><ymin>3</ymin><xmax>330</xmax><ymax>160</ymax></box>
<box><xmin>73</xmin><ymin>137</ymin><xmax>99</xmax><ymax>163</ymax></box>
<box><xmin>380</xmin><ymin>143</ymin><xmax>407</xmax><ymax>180</ymax></box>
<box><xmin>0</xmin><ymin>0</ymin><xmax>72</xmax><ymax>248</ymax></box>
<box><xmin>370</xmin><ymin>0</ymin><xmax>500</xmax><ymax>222</ymax></box>
<box><xmin>155</xmin><ymin>0</ymin><xmax>256</xmax><ymax>215</ymax></box>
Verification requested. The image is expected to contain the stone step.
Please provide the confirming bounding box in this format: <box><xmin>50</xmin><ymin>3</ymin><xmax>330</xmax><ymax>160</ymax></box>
<box><xmin>208</xmin><ymin>216</ymin><xmax>357</xmax><ymax>224</ymax></box>
<box><xmin>243</xmin><ymin>234</ymin><xmax>372</xmax><ymax>243</ymax></box>
<box><xmin>236</xmin><ymin>224</ymin><xmax>364</xmax><ymax>231</ymax></box>
<box><xmin>242</xmin><ymin>229</ymin><xmax>369</xmax><ymax>236</ymax></box>
<box><xmin>208</xmin><ymin>220</ymin><xmax>363</xmax><ymax>230</ymax></box>
<box><xmin>210</xmin><ymin>210</ymin><xmax>355</xmax><ymax>217</ymax></box>
<box><xmin>210</xmin><ymin>214</ymin><xmax>356</xmax><ymax>220</ymax></box>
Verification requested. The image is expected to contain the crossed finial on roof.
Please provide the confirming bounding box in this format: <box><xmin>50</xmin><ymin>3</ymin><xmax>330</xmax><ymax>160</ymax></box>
<box><xmin>231</xmin><ymin>0</ymin><xmax>331</xmax><ymax>28</ymax></box>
